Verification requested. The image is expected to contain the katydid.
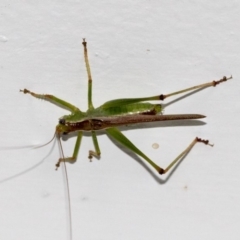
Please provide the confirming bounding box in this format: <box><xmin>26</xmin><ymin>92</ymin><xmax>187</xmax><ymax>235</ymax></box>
<box><xmin>20</xmin><ymin>39</ymin><xmax>232</xmax><ymax>175</ymax></box>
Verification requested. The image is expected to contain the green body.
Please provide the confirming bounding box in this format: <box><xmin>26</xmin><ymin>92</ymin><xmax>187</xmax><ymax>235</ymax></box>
<box><xmin>58</xmin><ymin>101</ymin><xmax>162</xmax><ymax>133</ymax></box>
<box><xmin>62</xmin><ymin>102</ymin><xmax>161</xmax><ymax>123</ymax></box>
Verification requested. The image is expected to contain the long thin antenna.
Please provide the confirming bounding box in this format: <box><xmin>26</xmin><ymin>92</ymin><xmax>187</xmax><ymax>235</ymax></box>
<box><xmin>57</xmin><ymin>134</ymin><xmax>73</xmax><ymax>240</ymax></box>
<box><xmin>33</xmin><ymin>131</ymin><xmax>56</xmax><ymax>149</ymax></box>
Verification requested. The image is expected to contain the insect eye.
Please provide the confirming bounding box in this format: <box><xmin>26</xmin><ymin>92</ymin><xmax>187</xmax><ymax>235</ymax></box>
<box><xmin>59</xmin><ymin>119</ymin><xmax>66</xmax><ymax>125</ymax></box>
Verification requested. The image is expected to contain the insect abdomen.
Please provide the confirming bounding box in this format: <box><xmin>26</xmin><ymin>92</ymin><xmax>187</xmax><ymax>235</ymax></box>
<box><xmin>97</xmin><ymin>103</ymin><xmax>162</xmax><ymax>116</ymax></box>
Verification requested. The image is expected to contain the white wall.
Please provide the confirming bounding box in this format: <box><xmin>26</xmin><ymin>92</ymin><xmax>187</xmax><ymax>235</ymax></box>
<box><xmin>0</xmin><ymin>1</ymin><xmax>239</xmax><ymax>240</ymax></box>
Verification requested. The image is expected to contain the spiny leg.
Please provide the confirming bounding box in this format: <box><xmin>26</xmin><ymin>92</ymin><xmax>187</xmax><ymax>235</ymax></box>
<box><xmin>106</xmin><ymin>127</ymin><xmax>212</xmax><ymax>174</ymax></box>
<box><xmin>88</xmin><ymin>131</ymin><xmax>101</xmax><ymax>161</ymax></box>
<box><xmin>82</xmin><ymin>39</ymin><xmax>94</xmax><ymax>109</ymax></box>
<box><xmin>56</xmin><ymin>131</ymin><xmax>83</xmax><ymax>169</ymax></box>
<box><xmin>100</xmin><ymin>76</ymin><xmax>232</xmax><ymax>108</ymax></box>
<box><xmin>159</xmin><ymin>75</ymin><xmax>232</xmax><ymax>101</ymax></box>
<box><xmin>82</xmin><ymin>40</ymin><xmax>100</xmax><ymax>160</ymax></box>
<box><xmin>20</xmin><ymin>89</ymin><xmax>79</xmax><ymax>113</ymax></box>
<box><xmin>162</xmin><ymin>137</ymin><xmax>213</xmax><ymax>174</ymax></box>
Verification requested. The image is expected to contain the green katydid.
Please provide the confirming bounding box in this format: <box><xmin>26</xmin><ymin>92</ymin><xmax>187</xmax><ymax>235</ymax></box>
<box><xmin>20</xmin><ymin>39</ymin><xmax>232</xmax><ymax>175</ymax></box>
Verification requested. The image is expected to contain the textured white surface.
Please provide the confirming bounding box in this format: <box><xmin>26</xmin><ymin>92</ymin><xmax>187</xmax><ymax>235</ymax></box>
<box><xmin>0</xmin><ymin>1</ymin><xmax>239</xmax><ymax>240</ymax></box>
